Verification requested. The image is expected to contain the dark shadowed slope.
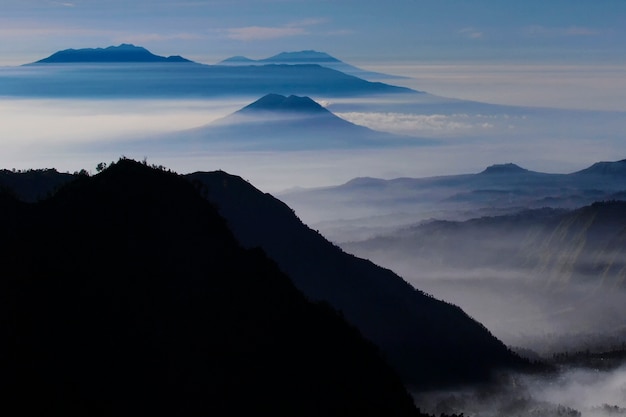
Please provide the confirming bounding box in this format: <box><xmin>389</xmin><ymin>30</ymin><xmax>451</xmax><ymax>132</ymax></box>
<box><xmin>218</xmin><ymin>50</ymin><xmax>409</xmax><ymax>81</ymax></box>
<box><xmin>32</xmin><ymin>44</ymin><xmax>192</xmax><ymax>64</ymax></box>
<box><xmin>0</xmin><ymin>168</ymin><xmax>74</xmax><ymax>202</ymax></box>
<box><xmin>186</xmin><ymin>170</ymin><xmax>529</xmax><ymax>389</ymax></box>
<box><xmin>162</xmin><ymin>94</ymin><xmax>429</xmax><ymax>151</ymax></box>
<box><xmin>0</xmin><ymin>160</ymin><xmax>420</xmax><ymax>417</ymax></box>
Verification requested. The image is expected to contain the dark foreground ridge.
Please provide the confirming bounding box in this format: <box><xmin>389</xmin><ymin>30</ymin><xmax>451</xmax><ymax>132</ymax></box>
<box><xmin>0</xmin><ymin>159</ymin><xmax>419</xmax><ymax>416</ymax></box>
<box><xmin>33</xmin><ymin>43</ymin><xmax>192</xmax><ymax>64</ymax></box>
<box><xmin>187</xmin><ymin>170</ymin><xmax>531</xmax><ymax>388</ymax></box>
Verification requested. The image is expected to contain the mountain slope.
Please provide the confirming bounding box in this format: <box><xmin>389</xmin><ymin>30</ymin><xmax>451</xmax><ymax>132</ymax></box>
<box><xmin>0</xmin><ymin>159</ymin><xmax>420</xmax><ymax>416</ymax></box>
<box><xmin>158</xmin><ymin>93</ymin><xmax>427</xmax><ymax>151</ymax></box>
<box><xmin>186</xmin><ymin>170</ymin><xmax>529</xmax><ymax>388</ymax></box>
<box><xmin>32</xmin><ymin>44</ymin><xmax>192</xmax><ymax>64</ymax></box>
<box><xmin>218</xmin><ymin>50</ymin><xmax>408</xmax><ymax>80</ymax></box>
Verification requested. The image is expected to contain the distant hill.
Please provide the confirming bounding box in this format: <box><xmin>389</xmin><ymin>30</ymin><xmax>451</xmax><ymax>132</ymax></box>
<box><xmin>3</xmin><ymin>52</ymin><xmax>414</xmax><ymax>98</ymax></box>
<box><xmin>236</xmin><ymin>92</ymin><xmax>329</xmax><ymax>114</ymax></box>
<box><xmin>344</xmin><ymin>202</ymin><xmax>626</xmax><ymax>287</ymax></box>
<box><xmin>218</xmin><ymin>50</ymin><xmax>410</xmax><ymax>81</ymax></box>
<box><xmin>480</xmin><ymin>163</ymin><xmax>531</xmax><ymax>175</ymax></box>
<box><xmin>186</xmin><ymin>169</ymin><xmax>530</xmax><ymax>388</ymax></box>
<box><xmin>0</xmin><ymin>159</ymin><xmax>421</xmax><ymax>416</ymax></box>
<box><xmin>279</xmin><ymin>159</ymin><xmax>626</xmax><ymax>242</ymax></box>
<box><xmin>160</xmin><ymin>94</ymin><xmax>430</xmax><ymax>151</ymax></box>
<box><xmin>342</xmin><ymin>200</ymin><xmax>626</xmax><ymax>350</ymax></box>
<box><xmin>572</xmin><ymin>159</ymin><xmax>626</xmax><ymax>177</ymax></box>
<box><xmin>32</xmin><ymin>44</ymin><xmax>192</xmax><ymax>64</ymax></box>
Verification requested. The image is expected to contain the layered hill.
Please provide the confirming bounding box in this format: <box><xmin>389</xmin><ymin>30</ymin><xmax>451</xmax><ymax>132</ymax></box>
<box><xmin>165</xmin><ymin>94</ymin><xmax>425</xmax><ymax>150</ymax></box>
<box><xmin>0</xmin><ymin>159</ymin><xmax>420</xmax><ymax>416</ymax></box>
<box><xmin>279</xmin><ymin>160</ymin><xmax>626</xmax><ymax>242</ymax></box>
<box><xmin>186</xmin><ymin>169</ymin><xmax>529</xmax><ymax>388</ymax></box>
<box><xmin>342</xmin><ymin>200</ymin><xmax>626</xmax><ymax>350</ymax></box>
<box><xmin>0</xmin><ymin>161</ymin><xmax>529</xmax><ymax>390</ymax></box>
<box><xmin>218</xmin><ymin>50</ymin><xmax>408</xmax><ymax>80</ymax></box>
<box><xmin>32</xmin><ymin>44</ymin><xmax>192</xmax><ymax>64</ymax></box>
<box><xmin>1</xmin><ymin>46</ymin><xmax>414</xmax><ymax>98</ymax></box>
<box><xmin>345</xmin><ymin>201</ymin><xmax>626</xmax><ymax>288</ymax></box>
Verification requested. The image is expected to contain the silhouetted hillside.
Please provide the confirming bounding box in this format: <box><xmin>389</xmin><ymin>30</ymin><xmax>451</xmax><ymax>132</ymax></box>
<box><xmin>0</xmin><ymin>159</ymin><xmax>420</xmax><ymax>416</ymax></box>
<box><xmin>186</xmin><ymin>170</ymin><xmax>530</xmax><ymax>388</ymax></box>
<box><xmin>33</xmin><ymin>44</ymin><xmax>192</xmax><ymax>64</ymax></box>
<box><xmin>0</xmin><ymin>168</ymin><xmax>74</xmax><ymax>202</ymax></box>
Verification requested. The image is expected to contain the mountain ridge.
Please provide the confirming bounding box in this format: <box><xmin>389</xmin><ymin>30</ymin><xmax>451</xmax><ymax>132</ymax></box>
<box><xmin>0</xmin><ymin>159</ymin><xmax>421</xmax><ymax>416</ymax></box>
<box><xmin>186</xmin><ymin>169</ymin><xmax>531</xmax><ymax>388</ymax></box>
<box><xmin>32</xmin><ymin>44</ymin><xmax>193</xmax><ymax>64</ymax></box>
<box><xmin>218</xmin><ymin>49</ymin><xmax>409</xmax><ymax>81</ymax></box>
<box><xmin>0</xmin><ymin>161</ymin><xmax>531</xmax><ymax>390</ymax></box>
<box><xmin>159</xmin><ymin>93</ymin><xmax>432</xmax><ymax>151</ymax></box>
<box><xmin>236</xmin><ymin>93</ymin><xmax>328</xmax><ymax>114</ymax></box>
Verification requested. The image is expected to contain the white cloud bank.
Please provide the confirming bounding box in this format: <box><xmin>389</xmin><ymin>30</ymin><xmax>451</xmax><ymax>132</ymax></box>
<box><xmin>336</xmin><ymin>112</ymin><xmax>517</xmax><ymax>137</ymax></box>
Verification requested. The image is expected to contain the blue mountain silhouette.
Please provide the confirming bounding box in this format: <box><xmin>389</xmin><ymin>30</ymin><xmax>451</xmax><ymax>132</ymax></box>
<box><xmin>7</xmin><ymin>49</ymin><xmax>414</xmax><ymax>98</ymax></box>
<box><xmin>165</xmin><ymin>94</ymin><xmax>431</xmax><ymax>150</ymax></box>
<box><xmin>34</xmin><ymin>44</ymin><xmax>192</xmax><ymax>64</ymax></box>
<box><xmin>219</xmin><ymin>50</ymin><xmax>407</xmax><ymax>80</ymax></box>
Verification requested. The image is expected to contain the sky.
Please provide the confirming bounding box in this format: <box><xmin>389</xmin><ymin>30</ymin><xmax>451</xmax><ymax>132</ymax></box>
<box><xmin>1</xmin><ymin>0</ymin><xmax>625</xmax><ymax>66</ymax></box>
<box><xmin>1</xmin><ymin>0</ymin><xmax>626</xmax><ymax>191</ymax></box>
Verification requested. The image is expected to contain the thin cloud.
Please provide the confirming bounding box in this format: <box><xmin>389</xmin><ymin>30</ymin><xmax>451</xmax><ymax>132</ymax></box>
<box><xmin>226</xmin><ymin>26</ymin><xmax>306</xmax><ymax>41</ymax></box>
<box><xmin>49</xmin><ymin>1</ymin><xmax>75</xmax><ymax>7</ymax></box>
<box><xmin>525</xmin><ymin>25</ymin><xmax>600</xmax><ymax>37</ymax></box>
<box><xmin>226</xmin><ymin>18</ymin><xmax>327</xmax><ymax>41</ymax></box>
<box><xmin>286</xmin><ymin>18</ymin><xmax>328</xmax><ymax>28</ymax></box>
<box><xmin>459</xmin><ymin>27</ymin><xmax>484</xmax><ymax>39</ymax></box>
<box><xmin>335</xmin><ymin>112</ymin><xmax>499</xmax><ymax>136</ymax></box>
<box><xmin>116</xmin><ymin>33</ymin><xmax>205</xmax><ymax>44</ymax></box>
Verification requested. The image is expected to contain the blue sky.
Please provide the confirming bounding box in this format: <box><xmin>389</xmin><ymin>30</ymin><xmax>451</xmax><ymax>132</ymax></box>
<box><xmin>1</xmin><ymin>0</ymin><xmax>625</xmax><ymax>65</ymax></box>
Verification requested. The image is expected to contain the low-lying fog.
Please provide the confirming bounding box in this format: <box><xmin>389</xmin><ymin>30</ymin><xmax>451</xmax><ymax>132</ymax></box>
<box><xmin>1</xmin><ymin>93</ymin><xmax>625</xmax><ymax>193</ymax></box>
<box><xmin>414</xmin><ymin>365</ymin><xmax>626</xmax><ymax>417</ymax></box>
<box><xmin>2</xmin><ymin>63</ymin><xmax>626</xmax><ymax>416</ymax></box>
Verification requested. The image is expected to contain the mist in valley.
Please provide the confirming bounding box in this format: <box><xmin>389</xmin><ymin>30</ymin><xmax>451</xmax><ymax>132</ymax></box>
<box><xmin>413</xmin><ymin>364</ymin><xmax>626</xmax><ymax>417</ymax></box>
<box><xmin>2</xmin><ymin>57</ymin><xmax>626</xmax><ymax>416</ymax></box>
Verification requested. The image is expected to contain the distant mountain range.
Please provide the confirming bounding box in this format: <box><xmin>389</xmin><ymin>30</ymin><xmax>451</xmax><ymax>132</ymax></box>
<box><xmin>342</xmin><ymin>199</ymin><xmax>626</xmax><ymax>352</ymax></box>
<box><xmin>156</xmin><ymin>94</ymin><xmax>430</xmax><ymax>151</ymax></box>
<box><xmin>32</xmin><ymin>44</ymin><xmax>192</xmax><ymax>64</ymax></box>
<box><xmin>0</xmin><ymin>45</ymin><xmax>414</xmax><ymax>98</ymax></box>
<box><xmin>0</xmin><ymin>159</ymin><xmax>422</xmax><ymax>416</ymax></box>
<box><xmin>345</xmin><ymin>201</ymin><xmax>626</xmax><ymax>288</ymax></box>
<box><xmin>0</xmin><ymin>160</ymin><xmax>529</xmax><ymax>392</ymax></box>
<box><xmin>279</xmin><ymin>160</ymin><xmax>626</xmax><ymax>242</ymax></box>
<box><xmin>218</xmin><ymin>50</ymin><xmax>408</xmax><ymax>81</ymax></box>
